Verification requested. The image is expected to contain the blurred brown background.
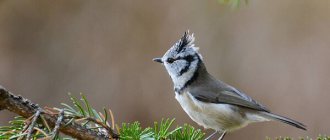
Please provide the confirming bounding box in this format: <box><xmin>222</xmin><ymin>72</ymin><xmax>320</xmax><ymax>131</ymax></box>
<box><xmin>0</xmin><ymin>0</ymin><xmax>329</xmax><ymax>139</ymax></box>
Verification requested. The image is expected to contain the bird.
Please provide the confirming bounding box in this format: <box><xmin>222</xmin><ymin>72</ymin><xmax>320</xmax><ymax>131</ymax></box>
<box><xmin>152</xmin><ymin>31</ymin><xmax>306</xmax><ymax>140</ymax></box>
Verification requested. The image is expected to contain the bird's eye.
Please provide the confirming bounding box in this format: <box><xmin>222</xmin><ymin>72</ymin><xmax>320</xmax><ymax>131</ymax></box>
<box><xmin>167</xmin><ymin>58</ymin><xmax>175</xmax><ymax>63</ymax></box>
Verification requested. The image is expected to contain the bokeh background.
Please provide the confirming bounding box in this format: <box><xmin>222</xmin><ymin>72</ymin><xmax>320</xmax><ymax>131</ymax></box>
<box><xmin>0</xmin><ymin>0</ymin><xmax>329</xmax><ymax>139</ymax></box>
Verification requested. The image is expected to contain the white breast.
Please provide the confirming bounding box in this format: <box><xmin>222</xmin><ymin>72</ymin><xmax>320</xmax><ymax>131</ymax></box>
<box><xmin>175</xmin><ymin>91</ymin><xmax>249</xmax><ymax>132</ymax></box>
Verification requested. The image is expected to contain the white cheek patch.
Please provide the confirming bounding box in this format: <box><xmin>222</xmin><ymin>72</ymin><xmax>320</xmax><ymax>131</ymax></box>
<box><xmin>166</xmin><ymin>60</ymin><xmax>188</xmax><ymax>77</ymax></box>
<box><xmin>176</xmin><ymin>60</ymin><xmax>189</xmax><ymax>75</ymax></box>
<box><xmin>168</xmin><ymin>59</ymin><xmax>198</xmax><ymax>89</ymax></box>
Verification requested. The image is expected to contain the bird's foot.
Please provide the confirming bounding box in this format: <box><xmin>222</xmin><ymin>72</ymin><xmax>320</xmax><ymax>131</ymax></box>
<box><xmin>205</xmin><ymin>130</ymin><xmax>218</xmax><ymax>140</ymax></box>
<box><xmin>217</xmin><ymin>131</ymin><xmax>227</xmax><ymax>140</ymax></box>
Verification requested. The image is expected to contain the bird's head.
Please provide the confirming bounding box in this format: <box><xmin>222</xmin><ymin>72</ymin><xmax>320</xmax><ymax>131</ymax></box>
<box><xmin>153</xmin><ymin>31</ymin><xmax>203</xmax><ymax>88</ymax></box>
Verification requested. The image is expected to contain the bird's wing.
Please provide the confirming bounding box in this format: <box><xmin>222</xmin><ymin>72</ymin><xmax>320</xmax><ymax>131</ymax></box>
<box><xmin>189</xmin><ymin>84</ymin><xmax>270</xmax><ymax>112</ymax></box>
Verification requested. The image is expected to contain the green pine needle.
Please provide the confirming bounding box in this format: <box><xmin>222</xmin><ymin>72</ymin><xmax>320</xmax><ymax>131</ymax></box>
<box><xmin>0</xmin><ymin>116</ymin><xmax>46</xmax><ymax>140</ymax></box>
<box><xmin>120</xmin><ymin>122</ymin><xmax>154</xmax><ymax>140</ymax></box>
<box><xmin>168</xmin><ymin>124</ymin><xmax>204</xmax><ymax>140</ymax></box>
<box><xmin>119</xmin><ymin>118</ymin><xmax>204</xmax><ymax>140</ymax></box>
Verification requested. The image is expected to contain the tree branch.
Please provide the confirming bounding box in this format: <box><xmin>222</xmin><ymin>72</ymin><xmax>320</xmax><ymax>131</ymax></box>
<box><xmin>0</xmin><ymin>85</ymin><xmax>118</xmax><ymax>140</ymax></box>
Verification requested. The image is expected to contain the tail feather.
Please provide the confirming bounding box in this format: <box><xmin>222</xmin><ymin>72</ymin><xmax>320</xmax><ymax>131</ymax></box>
<box><xmin>262</xmin><ymin>112</ymin><xmax>307</xmax><ymax>130</ymax></box>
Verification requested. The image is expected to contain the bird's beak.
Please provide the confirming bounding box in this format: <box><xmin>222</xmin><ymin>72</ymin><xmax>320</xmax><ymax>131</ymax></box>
<box><xmin>153</xmin><ymin>58</ymin><xmax>163</xmax><ymax>63</ymax></box>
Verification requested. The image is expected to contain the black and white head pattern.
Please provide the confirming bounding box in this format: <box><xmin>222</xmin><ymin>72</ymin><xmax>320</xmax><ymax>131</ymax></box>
<box><xmin>161</xmin><ymin>31</ymin><xmax>202</xmax><ymax>90</ymax></box>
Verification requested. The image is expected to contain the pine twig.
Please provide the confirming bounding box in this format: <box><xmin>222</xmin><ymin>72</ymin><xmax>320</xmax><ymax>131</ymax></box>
<box><xmin>51</xmin><ymin>109</ymin><xmax>64</xmax><ymax>139</ymax></box>
<box><xmin>0</xmin><ymin>85</ymin><xmax>117</xmax><ymax>139</ymax></box>
<box><xmin>74</xmin><ymin>116</ymin><xmax>119</xmax><ymax>138</ymax></box>
<box><xmin>26</xmin><ymin>110</ymin><xmax>41</xmax><ymax>139</ymax></box>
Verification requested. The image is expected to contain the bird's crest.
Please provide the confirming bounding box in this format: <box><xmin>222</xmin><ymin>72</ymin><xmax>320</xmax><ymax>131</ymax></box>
<box><xmin>175</xmin><ymin>30</ymin><xmax>196</xmax><ymax>52</ymax></box>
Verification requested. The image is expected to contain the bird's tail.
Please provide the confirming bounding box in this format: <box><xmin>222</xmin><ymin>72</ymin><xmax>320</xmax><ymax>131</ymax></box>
<box><xmin>261</xmin><ymin>112</ymin><xmax>307</xmax><ymax>130</ymax></box>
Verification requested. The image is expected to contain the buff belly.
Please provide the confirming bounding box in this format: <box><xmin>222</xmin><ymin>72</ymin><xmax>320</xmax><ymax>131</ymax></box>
<box><xmin>175</xmin><ymin>91</ymin><xmax>250</xmax><ymax>132</ymax></box>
